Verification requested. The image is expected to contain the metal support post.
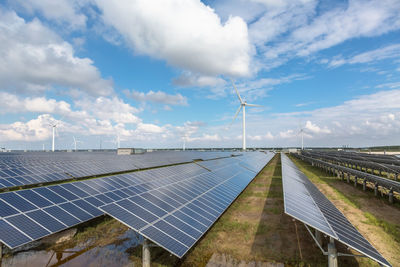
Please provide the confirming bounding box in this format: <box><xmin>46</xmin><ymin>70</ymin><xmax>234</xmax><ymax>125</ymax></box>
<box><xmin>0</xmin><ymin>242</ymin><xmax>2</xmax><ymax>261</ymax></box>
<box><xmin>328</xmin><ymin>237</ymin><xmax>338</xmax><ymax>267</ymax></box>
<box><xmin>363</xmin><ymin>179</ymin><xmax>366</xmax><ymax>191</ymax></box>
<box><xmin>354</xmin><ymin>176</ymin><xmax>357</xmax><ymax>187</ymax></box>
<box><xmin>346</xmin><ymin>173</ymin><xmax>350</xmax><ymax>183</ymax></box>
<box><xmin>315</xmin><ymin>229</ymin><xmax>323</xmax><ymax>247</ymax></box>
<box><xmin>374</xmin><ymin>183</ymin><xmax>379</xmax><ymax>197</ymax></box>
<box><xmin>389</xmin><ymin>189</ymin><xmax>394</xmax><ymax>204</ymax></box>
<box><xmin>142</xmin><ymin>238</ymin><xmax>151</xmax><ymax>267</ymax></box>
<box><xmin>341</xmin><ymin>172</ymin><xmax>344</xmax><ymax>181</ymax></box>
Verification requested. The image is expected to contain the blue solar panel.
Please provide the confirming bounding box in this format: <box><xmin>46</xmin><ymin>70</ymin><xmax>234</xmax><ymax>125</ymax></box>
<box><xmin>0</xmin><ymin>151</ymin><xmax>272</xmax><ymax>256</ymax></box>
<box><xmin>16</xmin><ymin>190</ymin><xmax>53</xmax><ymax>208</ymax></box>
<box><xmin>281</xmin><ymin>153</ymin><xmax>391</xmax><ymax>267</ymax></box>
<box><xmin>0</xmin><ymin>199</ymin><xmax>19</xmax><ymax>217</ymax></box>
<box><xmin>6</xmin><ymin>214</ymin><xmax>50</xmax><ymax>239</ymax></box>
<box><xmin>0</xmin><ymin>219</ymin><xmax>31</xmax><ymax>248</ymax></box>
<box><xmin>33</xmin><ymin>187</ymin><xmax>66</xmax><ymax>204</ymax></box>
<box><xmin>26</xmin><ymin>210</ymin><xmax>66</xmax><ymax>232</ymax></box>
<box><xmin>0</xmin><ymin>192</ymin><xmax>37</xmax><ymax>212</ymax></box>
<box><xmin>44</xmin><ymin>206</ymin><xmax>80</xmax><ymax>227</ymax></box>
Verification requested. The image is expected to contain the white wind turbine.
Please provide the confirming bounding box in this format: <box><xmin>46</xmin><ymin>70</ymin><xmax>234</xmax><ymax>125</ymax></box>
<box><xmin>72</xmin><ymin>136</ymin><xmax>82</xmax><ymax>151</ymax></box>
<box><xmin>298</xmin><ymin>122</ymin><xmax>307</xmax><ymax>150</ymax></box>
<box><xmin>230</xmin><ymin>81</ymin><xmax>262</xmax><ymax>151</ymax></box>
<box><xmin>182</xmin><ymin>134</ymin><xmax>188</xmax><ymax>151</ymax></box>
<box><xmin>49</xmin><ymin>120</ymin><xmax>60</xmax><ymax>152</ymax></box>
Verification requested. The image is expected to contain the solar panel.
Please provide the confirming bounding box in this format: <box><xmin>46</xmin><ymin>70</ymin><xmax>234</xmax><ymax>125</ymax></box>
<box><xmin>281</xmin><ymin>153</ymin><xmax>391</xmax><ymax>267</ymax></box>
<box><xmin>99</xmin><ymin>152</ymin><xmax>274</xmax><ymax>258</ymax></box>
<box><xmin>0</xmin><ymin>161</ymin><xmax>210</xmax><ymax>249</ymax></box>
<box><xmin>0</xmin><ymin>151</ymin><xmax>239</xmax><ymax>189</ymax></box>
<box><xmin>0</xmin><ymin>152</ymin><xmax>273</xmax><ymax>254</ymax></box>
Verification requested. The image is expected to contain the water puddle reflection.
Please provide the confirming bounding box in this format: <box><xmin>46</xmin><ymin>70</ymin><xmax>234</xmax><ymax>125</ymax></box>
<box><xmin>1</xmin><ymin>229</ymin><xmax>142</xmax><ymax>267</ymax></box>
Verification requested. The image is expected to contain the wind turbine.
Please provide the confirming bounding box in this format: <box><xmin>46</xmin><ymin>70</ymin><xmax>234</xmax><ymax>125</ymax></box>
<box><xmin>49</xmin><ymin>121</ymin><xmax>59</xmax><ymax>152</ymax></box>
<box><xmin>230</xmin><ymin>80</ymin><xmax>262</xmax><ymax>151</ymax></box>
<box><xmin>72</xmin><ymin>136</ymin><xmax>82</xmax><ymax>151</ymax></box>
<box><xmin>182</xmin><ymin>134</ymin><xmax>188</xmax><ymax>151</ymax></box>
<box><xmin>298</xmin><ymin>123</ymin><xmax>306</xmax><ymax>150</ymax></box>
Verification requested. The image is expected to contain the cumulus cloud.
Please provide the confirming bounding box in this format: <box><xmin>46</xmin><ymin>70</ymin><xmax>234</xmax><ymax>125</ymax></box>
<box><xmin>0</xmin><ymin>92</ymin><xmax>72</xmax><ymax>114</ymax></box>
<box><xmin>125</xmin><ymin>90</ymin><xmax>188</xmax><ymax>106</ymax></box>
<box><xmin>95</xmin><ymin>0</ymin><xmax>252</xmax><ymax>77</ymax></box>
<box><xmin>0</xmin><ymin>9</ymin><xmax>113</xmax><ymax>96</ymax></box>
<box><xmin>0</xmin><ymin>114</ymin><xmax>58</xmax><ymax>141</ymax></box>
<box><xmin>74</xmin><ymin>96</ymin><xmax>141</xmax><ymax>124</ymax></box>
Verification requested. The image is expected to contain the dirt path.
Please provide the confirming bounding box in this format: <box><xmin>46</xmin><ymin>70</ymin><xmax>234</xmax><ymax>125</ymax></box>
<box><xmin>289</xmin><ymin>155</ymin><xmax>400</xmax><ymax>266</ymax></box>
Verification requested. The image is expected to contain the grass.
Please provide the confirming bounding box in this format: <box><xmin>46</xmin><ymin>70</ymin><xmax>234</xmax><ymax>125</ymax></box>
<box><xmin>363</xmin><ymin>212</ymin><xmax>400</xmax><ymax>243</ymax></box>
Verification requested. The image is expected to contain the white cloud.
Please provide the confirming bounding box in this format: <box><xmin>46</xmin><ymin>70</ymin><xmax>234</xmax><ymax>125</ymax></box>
<box><xmin>125</xmin><ymin>90</ymin><xmax>188</xmax><ymax>106</ymax></box>
<box><xmin>0</xmin><ymin>114</ymin><xmax>57</xmax><ymax>141</ymax></box>
<box><xmin>136</xmin><ymin>123</ymin><xmax>164</xmax><ymax>134</ymax></box>
<box><xmin>75</xmin><ymin>97</ymin><xmax>141</xmax><ymax>124</ymax></box>
<box><xmin>173</xmin><ymin>74</ymin><xmax>226</xmax><ymax>88</ymax></box>
<box><xmin>304</xmin><ymin>120</ymin><xmax>331</xmax><ymax>134</ymax></box>
<box><xmin>327</xmin><ymin>44</ymin><xmax>400</xmax><ymax>67</ymax></box>
<box><xmin>95</xmin><ymin>0</ymin><xmax>252</xmax><ymax>77</ymax></box>
<box><xmin>12</xmin><ymin>0</ymin><xmax>87</xmax><ymax>29</ymax></box>
<box><xmin>0</xmin><ymin>9</ymin><xmax>113</xmax><ymax>96</ymax></box>
<box><xmin>0</xmin><ymin>92</ymin><xmax>72</xmax><ymax>115</ymax></box>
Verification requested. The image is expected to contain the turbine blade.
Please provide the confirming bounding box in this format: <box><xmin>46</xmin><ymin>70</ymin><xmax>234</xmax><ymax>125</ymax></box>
<box><xmin>228</xmin><ymin>105</ymin><xmax>242</xmax><ymax>128</ymax></box>
<box><xmin>231</xmin><ymin>79</ymin><xmax>243</xmax><ymax>103</ymax></box>
<box><xmin>245</xmin><ymin>103</ymin><xmax>262</xmax><ymax>107</ymax></box>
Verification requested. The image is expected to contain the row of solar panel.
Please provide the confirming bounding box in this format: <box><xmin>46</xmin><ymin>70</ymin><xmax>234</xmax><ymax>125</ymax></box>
<box><xmin>0</xmin><ymin>151</ymin><xmax>237</xmax><ymax>189</ymax></box>
<box><xmin>0</xmin><ymin>162</ymin><xmax>209</xmax><ymax>248</ymax></box>
<box><xmin>281</xmin><ymin>153</ymin><xmax>391</xmax><ymax>267</ymax></box>
<box><xmin>100</xmin><ymin>153</ymin><xmax>275</xmax><ymax>257</ymax></box>
<box><xmin>0</xmin><ymin>152</ymin><xmax>273</xmax><ymax>257</ymax></box>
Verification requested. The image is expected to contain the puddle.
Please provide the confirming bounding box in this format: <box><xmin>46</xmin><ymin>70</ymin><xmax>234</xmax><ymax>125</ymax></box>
<box><xmin>1</xmin><ymin>230</ymin><xmax>142</xmax><ymax>267</ymax></box>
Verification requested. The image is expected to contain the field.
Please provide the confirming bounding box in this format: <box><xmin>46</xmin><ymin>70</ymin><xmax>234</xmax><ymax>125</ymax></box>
<box><xmin>2</xmin><ymin>153</ymin><xmax>399</xmax><ymax>266</ymax></box>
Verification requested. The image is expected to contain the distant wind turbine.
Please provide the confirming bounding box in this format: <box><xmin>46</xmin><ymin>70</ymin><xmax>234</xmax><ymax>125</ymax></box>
<box><xmin>72</xmin><ymin>136</ymin><xmax>82</xmax><ymax>151</ymax></box>
<box><xmin>49</xmin><ymin>120</ymin><xmax>60</xmax><ymax>152</ymax></box>
<box><xmin>298</xmin><ymin>123</ymin><xmax>307</xmax><ymax>150</ymax></box>
<box><xmin>229</xmin><ymin>80</ymin><xmax>262</xmax><ymax>151</ymax></box>
<box><xmin>182</xmin><ymin>134</ymin><xmax>188</xmax><ymax>151</ymax></box>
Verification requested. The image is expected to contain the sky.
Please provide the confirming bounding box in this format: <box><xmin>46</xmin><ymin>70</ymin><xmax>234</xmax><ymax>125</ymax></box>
<box><xmin>1</xmin><ymin>0</ymin><xmax>400</xmax><ymax>150</ymax></box>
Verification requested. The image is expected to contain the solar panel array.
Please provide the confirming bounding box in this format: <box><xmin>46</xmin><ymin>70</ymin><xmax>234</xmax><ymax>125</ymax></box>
<box><xmin>281</xmin><ymin>153</ymin><xmax>391</xmax><ymax>267</ymax></box>
<box><xmin>0</xmin><ymin>151</ymin><xmax>273</xmax><ymax>256</ymax></box>
<box><xmin>0</xmin><ymin>151</ymin><xmax>236</xmax><ymax>189</ymax></box>
<box><xmin>99</xmin><ymin>152</ymin><xmax>274</xmax><ymax>257</ymax></box>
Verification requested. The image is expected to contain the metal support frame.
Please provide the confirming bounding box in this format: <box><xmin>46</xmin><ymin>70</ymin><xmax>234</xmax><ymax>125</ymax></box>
<box><xmin>303</xmin><ymin>223</ymin><xmax>368</xmax><ymax>267</ymax></box>
<box><xmin>389</xmin><ymin>188</ymin><xmax>394</xmax><ymax>204</ymax></box>
<box><xmin>0</xmin><ymin>242</ymin><xmax>2</xmax><ymax>261</ymax></box>
<box><xmin>354</xmin><ymin>176</ymin><xmax>357</xmax><ymax>187</ymax></box>
<box><xmin>328</xmin><ymin>237</ymin><xmax>338</xmax><ymax>267</ymax></box>
<box><xmin>363</xmin><ymin>179</ymin><xmax>367</xmax><ymax>191</ymax></box>
<box><xmin>142</xmin><ymin>238</ymin><xmax>160</xmax><ymax>267</ymax></box>
<box><xmin>142</xmin><ymin>238</ymin><xmax>151</xmax><ymax>267</ymax></box>
<box><xmin>374</xmin><ymin>183</ymin><xmax>379</xmax><ymax>197</ymax></box>
<box><xmin>346</xmin><ymin>173</ymin><xmax>350</xmax><ymax>183</ymax></box>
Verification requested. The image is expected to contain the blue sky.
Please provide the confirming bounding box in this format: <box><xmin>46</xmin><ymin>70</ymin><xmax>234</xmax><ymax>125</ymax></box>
<box><xmin>1</xmin><ymin>0</ymin><xmax>400</xmax><ymax>150</ymax></box>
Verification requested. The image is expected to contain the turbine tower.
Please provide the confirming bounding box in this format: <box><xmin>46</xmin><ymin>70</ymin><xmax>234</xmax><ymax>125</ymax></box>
<box><xmin>298</xmin><ymin>123</ymin><xmax>307</xmax><ymax>150</ymax></box>
<box><xmin>49</xmin><ymin>121</ymin><xmax>58</xmax><ymax>152</ymax></box>
<box><xmin>230</xmin><ymin>81</ymin><xmax>262</xmax><ymax>151</ymax></box>
<box><xmin>72</xmin><ymin>136</ymin><xmax>82</xmax><ymax>151</ymax></box>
